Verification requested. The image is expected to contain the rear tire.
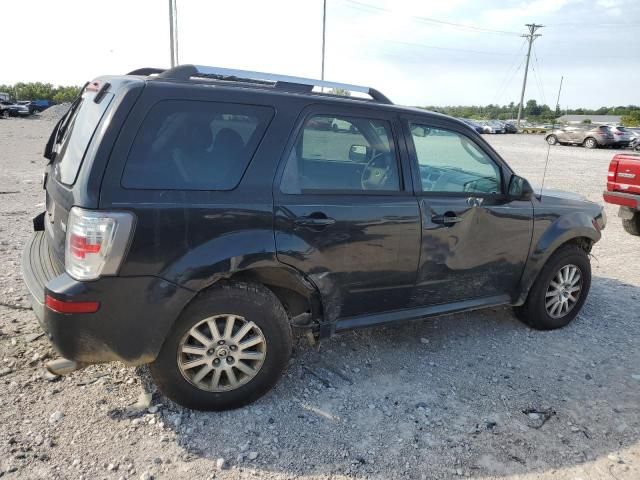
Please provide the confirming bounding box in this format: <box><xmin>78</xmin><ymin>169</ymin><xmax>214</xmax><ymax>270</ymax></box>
<box><xmin>622</xmin><ymin>213</ymin><xmax>640</xmax><ymax>236</ymax></box>
<box><xmin>514</xmin><ymin>245</ymin><xmax>591</xmax><ymax>330</ymax></box>
<box><xmin>150</xmin><ymin>282</ymin><xmax>292</xmax><ymax>410</ymax></box>
<box><xmin>546</xmin><ymin>135</ymin><xmax>558</xmax><ymax>145</ymax></box>
<box><xmin>584</xmin><ymin>137</ymin><xmax>598</xmax><ymax>149</ymax></box>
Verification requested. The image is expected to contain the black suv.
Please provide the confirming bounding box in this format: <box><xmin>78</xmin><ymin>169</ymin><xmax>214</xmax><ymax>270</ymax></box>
<box><xmin>22</xmin><ymin>65</ymin><xmax>606</xmax><ymax>410</ymax></box>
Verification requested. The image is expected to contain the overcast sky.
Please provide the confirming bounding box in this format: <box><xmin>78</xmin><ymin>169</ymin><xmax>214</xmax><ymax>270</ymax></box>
<box><xmin>3</xmin><ymin>0</ymin><xmax>639</xmax><ymax>108</ymax></box>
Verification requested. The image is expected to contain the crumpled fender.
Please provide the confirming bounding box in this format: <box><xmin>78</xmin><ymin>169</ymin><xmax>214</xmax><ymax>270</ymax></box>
<box><xmin>516</xmin><ymin>210</ymin><xmax>601</xmax><ymax>304</ymax></box>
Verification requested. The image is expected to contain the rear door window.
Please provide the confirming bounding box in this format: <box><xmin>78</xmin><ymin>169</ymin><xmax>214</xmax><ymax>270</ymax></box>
<box><xmin>53</xmin><ymin>91</ymin><xmax>114</xmax><ymax>185</ymax></box>
<box><xmin>122</xmin><ymin>100</ymin><xmax>273</xmax><ymax>190</ymax></box>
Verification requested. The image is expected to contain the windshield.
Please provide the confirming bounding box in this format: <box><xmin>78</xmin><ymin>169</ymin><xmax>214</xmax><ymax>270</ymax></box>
<box><xmin>51</xmin><ymin>90</ymin><xmax>113</xmax><ymax>185</ymax></box>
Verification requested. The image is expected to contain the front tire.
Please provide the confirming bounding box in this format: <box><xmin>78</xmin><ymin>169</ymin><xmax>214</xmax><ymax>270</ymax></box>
<box><xmin>150</xmin><ymin>283</ymin><xmax>292</xmax><ymax>410</ymax></box>
<box><xmin>514</xmin><ymin>245</ymin><xmax>591</xmax><ymax>330</ymax></box>
<box><xmin>546</xmin><ymin>135</ymin><xmax>558</xmax><ymax>145</ymax></box>
<box><xmin>584</xmin><ymin>137</ymin><xmax>598</xmax><ymax>149</ymax></box>
<box><xmin>622</xmin><ymin>212</ymin><xmax>640</xmax><ymax>236</ymax></box>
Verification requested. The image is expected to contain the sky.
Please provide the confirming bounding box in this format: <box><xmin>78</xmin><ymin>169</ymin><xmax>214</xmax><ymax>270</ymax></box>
<box><xmin>2</xmin><ymin>0</ymin><xmax>639</xmax><ymax>109</ymax></box>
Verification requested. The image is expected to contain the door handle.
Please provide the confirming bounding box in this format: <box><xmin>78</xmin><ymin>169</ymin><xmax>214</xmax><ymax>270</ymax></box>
<box><xmin>431</xmin><ymin>212</ymin><xmax>463</xmax><ymax>226</ymax></box>
<box><xmin>294</xmin><ymin>213</ymin><xmax>336</xmax><ymax>228</ymax></box>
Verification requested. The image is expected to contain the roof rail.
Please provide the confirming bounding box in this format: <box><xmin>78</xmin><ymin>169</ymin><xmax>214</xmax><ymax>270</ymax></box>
<box><xmin>155</xmin><ymin>64</ymin><xmax>392</xmax><ymax>104</ymax></box>
<box><xmin>127</xmin><ymin>67</ymin><xmax>166</xmax><ymax>76</ymax></box>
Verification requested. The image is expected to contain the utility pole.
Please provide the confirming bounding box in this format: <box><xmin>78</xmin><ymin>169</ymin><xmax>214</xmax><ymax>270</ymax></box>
<box><xmin>516</xmin><ymin>23</ymin><xmax>543</xmax><ymax>127</ymax></box>
<box><xmin>321</xmin><ymin>0</ymin><xmax>327</xmax><ymax>82</ymax></box>
<box><xmin>168</xmin><ymin>0</ymin><xmax>179</xmax><ymax>67</ymax></box>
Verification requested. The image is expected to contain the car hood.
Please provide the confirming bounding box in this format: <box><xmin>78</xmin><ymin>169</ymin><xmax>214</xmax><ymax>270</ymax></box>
<box><xmin>537</xmin><ymin>188</ymin><xmax>590</xmax><ymax>202</ymax></box>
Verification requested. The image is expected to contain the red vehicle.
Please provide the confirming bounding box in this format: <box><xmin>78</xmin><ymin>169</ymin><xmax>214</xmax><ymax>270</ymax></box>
<box><xmin>604</xmin><ymin>153</ymin><xmax>640</xmax><ymax>235</ymax></box>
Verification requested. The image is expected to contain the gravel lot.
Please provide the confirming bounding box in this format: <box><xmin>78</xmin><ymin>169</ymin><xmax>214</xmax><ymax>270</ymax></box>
<box><xmin>1</xmin><ymin>118</ymin><xmax>638</xmax><ymax>480</ymax></box>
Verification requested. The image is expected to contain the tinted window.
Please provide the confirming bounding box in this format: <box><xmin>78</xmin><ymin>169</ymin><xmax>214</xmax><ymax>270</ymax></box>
<box><xmin>122</xmin><ymin>100</ymin><xmax>273</xmax><ymax>190</ymax></box>
<box><xmin>281</xmin><ymin>115</ymin><xmax>400</xmax><ymax>193</ymax></box>
<box><xmin>410</xmin><ymin>124</ymin><xmax>501</xmax><ymax>194</ymax></box>
<box><xmin>54</xmin><ymin>91</ymin><xmax>114</xmax><ymax>185</ymax></box>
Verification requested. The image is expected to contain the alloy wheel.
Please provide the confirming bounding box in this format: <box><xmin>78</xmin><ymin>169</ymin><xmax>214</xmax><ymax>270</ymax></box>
<box><xmin>545</xmin><ymin>264</ymin><xmax>582</xmax><ymax>319</ymax></box>
<box><xmin>177</xmin><ymin>314</ymin><xmax>267</xmax><ymax>392</ymax></box>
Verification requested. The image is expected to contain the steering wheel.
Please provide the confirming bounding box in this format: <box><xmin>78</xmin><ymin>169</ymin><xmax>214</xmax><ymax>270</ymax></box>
<box><xmin>361</xmin><ymin>152</ymin><xmax>392</xmax><ymax>190</ymax></box>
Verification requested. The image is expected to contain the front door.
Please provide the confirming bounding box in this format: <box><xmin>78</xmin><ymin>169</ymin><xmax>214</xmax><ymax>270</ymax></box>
<box><xmin>274</xmin><ymin>109</ymin><xmax>421</xmax><ymax>320</ymax></box>
<box><xmin>404</xmin><ymin>120</ymin><xmax>533</xmax><ymax>307</ymax></box>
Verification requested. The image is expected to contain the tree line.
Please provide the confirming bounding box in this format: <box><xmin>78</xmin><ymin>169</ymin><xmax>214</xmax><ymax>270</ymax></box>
<box><xmin>0</xmin><ymin>82</ymin><xmax>82</xmax><ymax>104</ymax></box>
<box><xmin>423</xmin><ymin>100</ymin><xmax>640</xmax><ymax>126</ymax></box>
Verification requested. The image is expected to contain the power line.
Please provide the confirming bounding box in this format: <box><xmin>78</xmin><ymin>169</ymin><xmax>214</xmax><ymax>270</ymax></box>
<box><xmin>343</xmin><ymin>0</ymin><xmax>522</xmax><ymax>36</ymax></box>
<box><xmin>491</xmin><ymin>38</ymin><xmax>527</xmax><ymax>105</ymax></box>
<box><xmin>358</xmin><ymin>36</ymin><xmax>524</xmax><ymax>56</ymax></box>
<box><xmin>532</xmin><ymin>44</ymin><xmax>547</xmax><ymax>105</ymax></box>
<box><xmin>546</xmin><ymin>21</ymin><xmax>640</xmax><ymax>27</ymax></box>
<box><xmin>494</xmin><ymin>54</ymin><xmax>527</xmax><ymax>106</ymax></box>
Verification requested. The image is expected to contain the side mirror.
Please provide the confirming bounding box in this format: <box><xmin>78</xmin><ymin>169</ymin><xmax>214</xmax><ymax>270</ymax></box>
<box><xmin>349</xmin><ymin>144</ymin><xmax>372</xmax><ymax>163</ymax></box>
<box><xmin>508</xmin><ymin>174</ymin><xmax>534</xmax><ymax>201</ymax></box>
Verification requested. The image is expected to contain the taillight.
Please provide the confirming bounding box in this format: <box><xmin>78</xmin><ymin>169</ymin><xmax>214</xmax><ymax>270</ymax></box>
<box><xmin>607</xmin><ymin>157</ymin><xmax>619</xmax><ymax>191</ymax></box>
<box><xmin>65</xmin><ymin>207</ymin><xmax>134</xmax><ymax>281</ymax></box>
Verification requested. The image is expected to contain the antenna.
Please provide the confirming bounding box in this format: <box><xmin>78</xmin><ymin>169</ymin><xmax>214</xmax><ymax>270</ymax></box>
<box><xmin>540</xmin><ymin>75</ymin><xmax>563</xmax><ymax>199</ymax></box>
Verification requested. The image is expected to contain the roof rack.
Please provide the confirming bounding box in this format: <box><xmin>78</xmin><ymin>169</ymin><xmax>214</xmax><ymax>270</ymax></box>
<box><xmin>127</xmin><ymin>67</ymin><xmax>166</xmax><ymax>76</ymax></box>
<box><xmin>144</xmin><ymin>64</ymin><xmax>392</xmax><ymax>104</ymax></box>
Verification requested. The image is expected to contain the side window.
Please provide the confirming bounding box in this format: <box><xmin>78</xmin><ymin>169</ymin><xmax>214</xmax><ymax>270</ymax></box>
<box><xmin>409</xmin><ymin>124</ymin><xmax>501</xmax><ymax>194</ymax></box>
<box><xmin>281</xmin><ymin>115</ymin><xmax>400</xmax><ymax>194</ymax></box>
<box><xmin>122</xmin><ymin>100</ymin><xmax>273</xmax><ymax>190</ymax></box>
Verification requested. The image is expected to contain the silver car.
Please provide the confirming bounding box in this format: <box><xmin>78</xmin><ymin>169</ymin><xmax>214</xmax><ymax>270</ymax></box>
<box><xmin>609</xmin><ymin>126</ymin><xmax>633</xmax><ymax>147</ymax></box>
<box><xmin>546</xmin><ymin>125</ymin><xmax>614</xmax><ymax>149</ymax></box>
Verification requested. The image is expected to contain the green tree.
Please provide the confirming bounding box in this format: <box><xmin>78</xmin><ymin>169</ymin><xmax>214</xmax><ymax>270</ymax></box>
<box><xmin>621</xmin><ymin>111</ymin><xmax>640</xmax><ymax>127</ymax></box>
<box><xmin>329</xmin><ymin>88</ymin><xmax>351</xmax><ymax>96</ymax></box>
<box><xmin>52</xmin><ymin>86</ymin><xmax>82</xmax><ymax>103</ymax></box>
<box><xmin>525</xmin><ymin>99</ymin><xmax>542</xmax><ymax>116</ymax></box>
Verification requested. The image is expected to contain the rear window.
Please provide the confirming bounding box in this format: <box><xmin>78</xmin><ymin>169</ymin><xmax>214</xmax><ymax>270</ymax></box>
<box><xmin>54</xmin><ymin>91</ymin><xmax>114</xmax><ymax>185</ymax></box>
<box><xmin>122</xmin><ymin>100</ymin><xmax>273</xmax><ymax>190</ymax></box>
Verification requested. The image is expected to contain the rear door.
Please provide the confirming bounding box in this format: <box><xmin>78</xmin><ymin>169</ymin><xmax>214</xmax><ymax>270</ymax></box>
<box><xmin>403</xmin><ymin>117</ymin><xmax>533</xmax><ymax>306</ymax></box>
<box><xmin>274</xmin><ymin>106</ymin><xmax>421</xmax><ymax>320</ymax></box>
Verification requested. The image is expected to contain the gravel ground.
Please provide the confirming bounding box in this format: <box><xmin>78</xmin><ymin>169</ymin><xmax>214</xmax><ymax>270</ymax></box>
<box><xmin>0</xmin><ymin>119</ymin><xmax>638</xmax><ymax>480</ymax></box>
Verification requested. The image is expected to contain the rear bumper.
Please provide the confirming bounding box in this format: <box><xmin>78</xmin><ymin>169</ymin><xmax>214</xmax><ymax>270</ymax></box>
<box><xmin>22</xmin><ymin>231</ymin><xmax>195</xmax><ymax>366</ymax></box>
<box><xmin>602</xmin><ymin>190</ymin><xmax>639</xmax><ymax>210</ymax></box>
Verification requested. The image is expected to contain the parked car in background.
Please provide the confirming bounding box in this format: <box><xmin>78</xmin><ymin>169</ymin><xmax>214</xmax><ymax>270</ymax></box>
<box><xmin>504</xmin><ymin>122</ymin><xmax>518</xmax><ymax>134</ymax></box>
<box><xmin>0</xmin><ymin>92</ymin><xmax>11</xmax><ymax>102</ymax></box>
<box><xmin>609</xmin><ymin>126</ymin><xmax>633</xmax><ymax>148</ymax></box>
<box><xmin>0</xmin><ymin>100</ymin><xmax>30</xmax><ymax>117</ymax></box>
<box><xmin>480</xmin><ymin>120</ymin><xmax>505</xmax><ymax>134</ymax></box>
<box><xmin>31</xmin><ymin>99</ymin><xmax>56</xmax><ymax>113</ymax></box>
<box><xmin>11</xmin><ymin>102</ymin><xmax>30</xmax><ymax>116</ymax></box>
<box><xmin>331</xmin><ymin>118</ymin><xmax>357</xmax><ymax>133</ymax></box>
<box><xmin>18</xmin><ymin>100</ymin><xmax>38</xmax><ymax>115</ymax></box>
<box><xmin>603</xmin><ymin>153</ymin><xmax>640</xmax><ymax>235</ymax></box>
<box><xmin>459</xmin><ymin>118</ymin><xmax>484</xmax><ymax>134</ymax></box>
<box><xmin>628</xmin><ymin>129</ymin><xmax>640</xmax><ymax>151</ymax></box>
<box><xmin>546</xmin><ymin>125</ymin><xmax>614</xmax><ymax>149</ymax></box>
<box><xmin>0</xmin><ymin>101</ymin><xmax>10</xmax><ymax>119</ymax></box>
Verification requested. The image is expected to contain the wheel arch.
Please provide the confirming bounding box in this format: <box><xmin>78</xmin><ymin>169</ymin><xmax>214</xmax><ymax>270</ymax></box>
<box><xmin>515</xmin><ymin>212</ymin><xmax>599</xmax><ymax>305</ymax></box>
